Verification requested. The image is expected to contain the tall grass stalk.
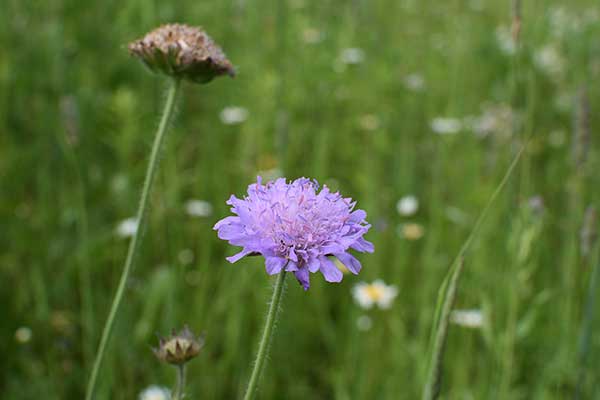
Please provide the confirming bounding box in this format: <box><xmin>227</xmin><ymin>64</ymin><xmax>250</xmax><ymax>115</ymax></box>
<box><xmin>85</xmin><ymin>78</ymin><xmax>181</xmax><ymax>400</ymax></box>
<box><xmin>422</xmin><ymin>258</ymin><xmax>464</xmax><ymax>400</ymax></box>
<box><xmin>423</xmin><ymin>143</ymin><xmax>527</xmax><ymax>400</ymax></box>
<box><xmin>574</xmin><ymin>243</ymin><xmax>599</xmax><ymax>399</ymax></box>
<box><xmin>243</xmin><ymin>271</ymin><xmax>288</xmax><ymax>400</ymax></box>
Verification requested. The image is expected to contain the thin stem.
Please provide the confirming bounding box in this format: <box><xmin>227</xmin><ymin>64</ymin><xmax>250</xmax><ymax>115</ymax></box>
<box><xmin>243</xmin><ymin>271</ymin><xmax>288</xmax><ymax>400</ymax></box>
<box><xmin>173</xmin><ymin>364</ymin><xmax>187</xmax><ymax>400</ymax></box>
<box><xmin>575</xmin><ymin>248</ymin><xmax>600</xmax><ymax>399</ymax></box>
<box><xmin>85</xmin><ymin>78</ymin><xmax>181</xmax><ymax>400</ymax></box>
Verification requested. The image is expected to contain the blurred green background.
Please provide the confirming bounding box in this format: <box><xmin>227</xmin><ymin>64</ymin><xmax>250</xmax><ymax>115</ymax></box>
<box><xmin>2</xmin><ymin>0</ymin><xmax>600</xmax><ymax>398</ymax></box>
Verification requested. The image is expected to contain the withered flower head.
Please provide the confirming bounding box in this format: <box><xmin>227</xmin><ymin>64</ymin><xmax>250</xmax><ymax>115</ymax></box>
<box><xmin>128</xmin><ymin>24</ymin><xmax>235</xmax><ymax>84</ymax></box>
<box><xmin>153</xmin><ymin>326</ymin><xmax>204</xmax><ymax>365</ymax></box>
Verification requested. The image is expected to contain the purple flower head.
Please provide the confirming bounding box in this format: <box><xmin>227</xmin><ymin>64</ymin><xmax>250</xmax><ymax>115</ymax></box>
<box><xmin>214</xmin><ymin>177</ymin><xmax>374</xmax><ymax>290</ymax></box>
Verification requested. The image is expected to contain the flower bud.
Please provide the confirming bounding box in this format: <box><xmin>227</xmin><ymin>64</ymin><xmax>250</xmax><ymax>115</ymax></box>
<box><xmin>153</xmin><ymin>326</ymin><xmax>204</xmax><ymax>365</ymax></box>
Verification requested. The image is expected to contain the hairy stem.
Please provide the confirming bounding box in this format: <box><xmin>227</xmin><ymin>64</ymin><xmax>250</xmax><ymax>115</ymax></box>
<box><xmin>85</xmin><ymin>78</ymin><xmax>181</xmax><ymax>400</ymax></box>
<box><xmin>243</xmin><ymin>271</ymin><xmax>288</xmax><ymax>400</ymax></box>
<box><xmin>173</xmin><ymin>364</ymin><xmax>187</xmax><ymax>400</ymax></box>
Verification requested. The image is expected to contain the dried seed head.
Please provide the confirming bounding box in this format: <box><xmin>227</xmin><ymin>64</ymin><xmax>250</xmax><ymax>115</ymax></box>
<box><xmin>128</xmin><ymin>24</ymin><xmax>235</xmax><ymax>84</ymax></box>
<box><xmin>153</xmin><ymin>326</ymin><xmax>204</xmax><ymax>365</ymax></box>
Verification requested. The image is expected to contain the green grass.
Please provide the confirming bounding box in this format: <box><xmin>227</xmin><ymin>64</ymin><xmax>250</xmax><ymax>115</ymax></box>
<box><xmin>2</xmin><ymin>0</ymin><xmax>600</xmax><ymax>398</ymax></box>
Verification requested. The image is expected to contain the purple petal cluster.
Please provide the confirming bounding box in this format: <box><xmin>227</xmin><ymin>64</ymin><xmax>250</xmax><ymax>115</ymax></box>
<box><xmin>214</xmin><ymin>177</ymin><xmax>374</xmax><ymax>290</ymax></box>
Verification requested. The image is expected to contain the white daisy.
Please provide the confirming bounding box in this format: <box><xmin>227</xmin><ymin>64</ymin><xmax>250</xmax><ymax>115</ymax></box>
<box><xmin>219</xmin><ymin>106</ymin><xmax>249</xmax><ymax>125</ymax></box>
<box><xmin>116</xmin><ymin>217</ymin><xmax>138</xmax><ymax>238</ymax></box>
<box><xmin>495</xmin><ymin>25</ymin><xmax>516</xmax><ymax>55</ymax></box>
<box><xmin>534</xmin><ymin>44</ymin><xmax>565</xmax><ymax>78</ymax></box>
<box><xmin>139</xmin><ymin>386</ymin><xmax>171</xmax><ymax>400</ymax></box>
<box><xmin>450</xmin><ymin>309</ymin><xmax>484</xmax><ymax>328</ymax></box>
<box><xmin>403</xmin><ymin>73</ymin><xmax>425</xmax><ymax>92</ymax></box>
<box><xmin>352</xmin><ymin>280</ymin><xmax>398</xmax><ymax>310</ymax></box>
<box><xmin>340</xmin><ymin>48</ymin><xmax>365</xmax><ymax>65</ymax></box>
<box><xmin>431</xmin><ymin>117</ymin><xmax>462</xmax><ymax>135</ymax></box>
<box><xmin>185</xmin><ymin>200</ymin><xmax>213</xmax><ymax>218</ymax></box>
<box><xmin>396</xmin><ymin>195</ymin><xmax>419</xmax><ymax>216</ymax></box>
<box><xmin>15</xmin><ymin>327</ymin><xmax>32</xmax><ymax>344</ymax></box>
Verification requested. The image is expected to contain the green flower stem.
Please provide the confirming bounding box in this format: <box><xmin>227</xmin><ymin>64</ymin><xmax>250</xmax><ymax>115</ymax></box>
<box><xmin>85</xmin><ymin>78</ymin><xmax>181</xmax><ymax>400</ymax></box>
<box><xmin>173</xmin><ymin>364</ymin><xmax>187</xmax><ymax>400</ymax></box>
<box><xmin>243</xmin><ymin>271</ymin><xmax>288</xmax><ymax>400</ymax></box>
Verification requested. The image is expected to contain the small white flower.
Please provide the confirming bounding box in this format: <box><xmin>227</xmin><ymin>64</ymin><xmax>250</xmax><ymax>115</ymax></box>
<box><xmin>352</xmin><ymin>280</ymin><xmax>398</xmax><ymax>310</ymax></box>
<box><xmin>403</xmin><ymin>73</ymin><xmax>425</xmax><ymax>92</ymax></box>
<box><xmin>450</xmin><ymin>309</ymin><xmax>484</xmax><ymax>328</ymax></box>
<box><xmin>396</xmin><ymin>195</ymin><xmax>419</xmax><ymax>216</ymax></box>
<box><xmin>534</xmin><ymin>44</ymin><xmax>565</xmax><ymax>78</ymax></box>
<box><xmin>15</xmin><ymin>327</ymin><xmax>32</xmax><ymax>344</ymax></box>
<box><xmin>139</xmin><ymin>385</ymin><xmax>171</xmax><ymax>400</ymax></box>
<box><xmin>358</xmin><ymin>114</ymin><xmax>380</xmax><ymax>131</ymax></box>
<box><xmin>340</xmin><ymin>47</ymin><xmax>365</xmax><ymax>65</ymax></box>
<box><xmin>466</xmin><ymin>103</ymin><xmax>514</xmax><ymax>138</ymax></box>
<box><xmin>431</xmin><ymin>117</ymin><xmax>462</xmax><ymax>135</ymax></box>
<box><xmin>116</xmin><ymin>218</ymin><xmax>138</xmax><ymax>238</ymax></box>
<box><xmin>178</xmin><ymin>249</ymin><xmax>195</xmax><ymax>265</ymax></box>
<box><xmin>356</xmin><ymin>315</ymin><xmax>373</xmax><ymax>331</ymax></box>
<box><xmin>219</xmin><ymin>106</ymin><xmax>249</xmax><ymax>125</ymax></box>
<box><xmin>185</xmin><ymin>200</ymin><xmax>213</xmax><ymax>218</ymax></box>
<box><xmin>495</xmin><ymin>25</ymin><xmax>516</xmax><ymax>55</ymax></box>
<box><xmin>302</xmin><ymin>27</ymin><xmax>323</xmax><ymax>44</ymax></box>
<box><xmin>397</xmin><ymin>223</ymin><xmax>425</xmax><ymax>240</ymax></box>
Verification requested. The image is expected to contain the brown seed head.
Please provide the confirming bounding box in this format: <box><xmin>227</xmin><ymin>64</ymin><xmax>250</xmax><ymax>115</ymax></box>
<box><xmin>153</xmin><ymin>325</ymin><xmax>204</xmax><ymax>365</ymax></box>
<box><xmin>128</xmin><ymin>24</ymin><xmax>235</xmax><ymax>83</ymax></box>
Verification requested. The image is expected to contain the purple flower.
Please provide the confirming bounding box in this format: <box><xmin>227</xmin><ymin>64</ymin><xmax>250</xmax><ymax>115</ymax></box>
<box><xmin>214</xmin><ymin>177</ymin><xmax>374</xmax><ymax>290</ymax></box>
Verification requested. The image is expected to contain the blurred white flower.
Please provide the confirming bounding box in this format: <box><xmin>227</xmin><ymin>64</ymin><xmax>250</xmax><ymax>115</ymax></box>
<box><xmin>534</xmin><ymin>44</ymin><xmax>565</xmax><ymax>78</ymax></box>
<box><xmin>116</xmin><ymin>218</ymin><xmax>138</xmax><ymax>238</ymax></box>
<box><xmin>185</xmin><ymin>200</ymin><xmax>213</xmax><ymax>218</ymax></box>
<box><xmin>403</xmin><ymin>73</ymin><xmax>425</xmax><ymax>92</ymax></box>
<box><xmin>178</xmin><ymin>249</ymin><xmax>194</xmax><ymax>265</ymax></box>
<box><xmin>359</xmin><ymin>114</ymin><xmax>380</xmax><ymax>131</ymax></box>
<box><xmin>111</xmin><ymin>173</ymin><xmax>129</xmax><ymax>194</ymax></box>
<box><xmin>220</xmin><ymin>106</ymin><xmax>249</xmax><ymax>125</ymax></box>
<box><xmin>431</xmin><ymin>117</ymin><xmax>462</xmax><ymax>135</ymax></box>
<box><xmin>450</xmin><ymin>309</ymin><xmax>484</xmax><ymax>328</ymax></box>
<box><xmin>302</xmin><ymin>27</ymin><xmax>323</xmax><ymax>44</ymax></box>
<box><xmin>340</xmin><ymin>47</ymin><xmax>365</xmax><ymax>65</ymax></box>
<box><xmin>495</xmin><ymin>25</ymin><xmax>516</xmax><ymax>55</ymax></box>
<box><xmin>356</xmin><ymin>315</ymin><xmax>373</xmax><ymax>331</ymax></box>
<box><xmin>396</xmin><ymin>195</ymin><xmax>419</xmax><ymax>216</ymax></box>
<box><xmin>465</xmin><ymin>103</ymin><xmax>514</xmax><ymax>138</ymax></box>
<box><xmin>353</xmin><ymin>280</ymin><xmax>398</xmax><ymax>310</ymax></box>
<box><xmin>15</xmin><ymin>327</ymin><xmax>32</xmax><ymax>344</ymax></box>
<box><xmin>548</xmin><ymin>6</ymin><xmax>588</xmax><ymax>39</ymax></box>
<box><xmin>397</xmin><ymin>223</ymin><xmax>425</xmax><ymax>240</ymax></box>
<box><xmin>139</xmin><ymin>385</ymin><xmax>171</xmax><ymax>400</ymax></box>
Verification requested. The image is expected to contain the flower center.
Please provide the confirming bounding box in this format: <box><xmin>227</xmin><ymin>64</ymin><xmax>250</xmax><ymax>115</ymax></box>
<box><xmin>365</xmin><ymin>285</ymin><xmax>385</xmax><ymax>301</ymax></box>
